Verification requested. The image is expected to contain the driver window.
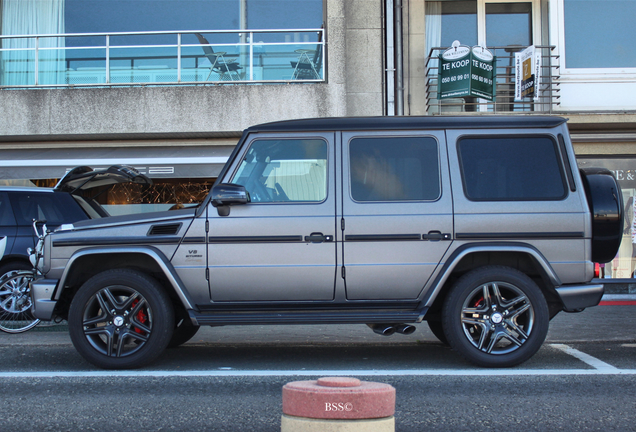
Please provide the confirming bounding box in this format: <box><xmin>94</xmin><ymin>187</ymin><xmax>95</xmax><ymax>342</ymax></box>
<box><xmin>232</xmin><ymin>138</ymin><xmax>328</xmax><ymax>203</ymax></box>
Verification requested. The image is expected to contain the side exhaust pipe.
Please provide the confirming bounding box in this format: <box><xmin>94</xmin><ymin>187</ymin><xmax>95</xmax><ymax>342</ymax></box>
<box><xmin>367</xmin><ymin>323</ymin><xmax>396</xmax><ymax>336</ymax></box>
<box><xmin>367</xmin><ymin>323</ymin><xmax>416</xmax><ymax>336</ymax></box>
<box><xmin>394</xmin><ymin>324</ymin><xmax>416</xmax><ymax>335</ymax></box>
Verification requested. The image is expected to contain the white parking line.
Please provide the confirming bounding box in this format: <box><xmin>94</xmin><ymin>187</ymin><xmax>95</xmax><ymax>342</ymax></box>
<box><xmin>550</xmin><ymin>344</ymin><xmax>619</xmax><ymax>371</ymax></box>
<box><xmin>1</xmin><ymin>368</ymin><xmax>636</xmax><ymax>379</ymax></box>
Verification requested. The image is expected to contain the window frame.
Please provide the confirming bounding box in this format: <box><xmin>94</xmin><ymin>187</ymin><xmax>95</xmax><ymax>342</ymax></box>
<box><xmin>552</xmin><ymin>0</ymin><xmax>636</xmax><ymax>76</ymax></box>
<box><xmin>347</xmin><ymin>135</ymin><xmax>443</xmax><ymax>203</ymax></box>
<box><xmin>229</xmin><ymin>137</ymin><xmax>330</xmax><ymax>205</ymax></box>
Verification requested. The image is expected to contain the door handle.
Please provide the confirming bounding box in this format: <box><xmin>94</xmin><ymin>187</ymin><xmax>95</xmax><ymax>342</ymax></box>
<box><xmin>422</xmin><ymin>231</ymin><xmax>452</xmax><ymax>241</ymax></box>
<box><xmin>305</xmin><ymin>232</ymin><xmax>333</xmax><ymax>243</ymax></box>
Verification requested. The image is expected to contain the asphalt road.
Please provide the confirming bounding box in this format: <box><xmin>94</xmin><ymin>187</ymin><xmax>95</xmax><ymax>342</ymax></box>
<box><xmin>1</xmin><ymin>301</ymin><xmax>636</xmax><ymax>431</ymax></box>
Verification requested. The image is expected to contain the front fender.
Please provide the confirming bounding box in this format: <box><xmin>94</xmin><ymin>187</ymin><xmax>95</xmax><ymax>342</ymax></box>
<box><xmin>55</xmin><ymin>246</ymin><xmax>195</xmax><ymax>310</ymax></box>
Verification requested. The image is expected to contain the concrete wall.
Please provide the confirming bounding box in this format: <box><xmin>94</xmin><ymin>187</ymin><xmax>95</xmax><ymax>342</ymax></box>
<box><xmin>0</xmin><ymin>0</ymin><xmax>384</xmax><ymax>141</ymax></box>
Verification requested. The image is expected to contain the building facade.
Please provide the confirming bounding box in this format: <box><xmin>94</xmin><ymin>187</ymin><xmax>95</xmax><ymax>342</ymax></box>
<box><xmin>1</xmin><ymin>0</ymin><xmax>635</xmax><ymax>283</ymax></box>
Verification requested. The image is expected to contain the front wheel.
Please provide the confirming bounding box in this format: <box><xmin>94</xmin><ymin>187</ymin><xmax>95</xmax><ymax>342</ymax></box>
<box><xmin>442</xmin><ymin>266</ymin><xmax>549</xmax><ymax>367</ymax></box>
<box><xmin>68</xmin><ymin>269</ymin><xmax>174</xmax><ymax>369</ymax></box>
<box><xmin>0</xmin><ymin>270</ymin><xmax>40</xmax><ymax>333</ymax></box>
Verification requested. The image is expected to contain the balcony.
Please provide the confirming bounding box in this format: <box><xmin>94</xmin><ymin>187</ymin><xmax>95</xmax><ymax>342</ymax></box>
<box><xmin>426</xmin><ymin>45</ymin><xmax>560</xmax><ymax>114</ymax></box>
<box><xmin>0</xmin><ymin>29</ymin><xmax>325</xmax><ymax>88</ymax></box>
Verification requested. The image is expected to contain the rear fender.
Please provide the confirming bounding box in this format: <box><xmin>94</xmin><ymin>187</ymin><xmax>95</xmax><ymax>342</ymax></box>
<box><xmin>422</xmin><ymin>243</ymin><xmax>561</xmax><ymax>308</ymax></box>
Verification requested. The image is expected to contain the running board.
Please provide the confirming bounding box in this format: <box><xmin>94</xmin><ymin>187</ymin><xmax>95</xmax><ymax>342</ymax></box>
<box><xmin>188</xmin><ymin>309</ymin><xmax>426</xmax><ymax>326</ymax></box>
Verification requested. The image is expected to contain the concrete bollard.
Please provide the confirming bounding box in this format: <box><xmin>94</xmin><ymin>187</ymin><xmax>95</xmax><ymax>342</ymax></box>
<box><xmin>281</xmin><ymin>377</ymin><xmax>395</xmax><ymax>432</ymax></box>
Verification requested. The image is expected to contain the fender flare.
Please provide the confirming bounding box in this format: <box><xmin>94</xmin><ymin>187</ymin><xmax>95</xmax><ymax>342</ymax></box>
<box><xmin>422</xmin><ymin>242</ymin><xmax>562</xmax><ymax>308</ymax></box>
<box><xmin>54</xmin><ymin>245</ymin><xmax>195</xmax><ymax>310</ymax></box>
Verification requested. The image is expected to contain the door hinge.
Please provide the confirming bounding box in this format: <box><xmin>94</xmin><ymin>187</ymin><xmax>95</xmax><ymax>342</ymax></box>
<box><xmin>205</xmin><ymin>220</ymin><xmax>209</xmax><ymax>233</ymax></box>
<box><xmin>205</xmin><ymin>267</ymin><xmax>210</xmax><ymax>281</ymax></box>
<box><xmin>341</xmin><ymin>218</ymin><xmax>345</xmax><ymax>231</ymax></box>
<box><xmin>341</xmin><ymin>266</ymin><xmax>346</xmax><ymax>279</ymax></box>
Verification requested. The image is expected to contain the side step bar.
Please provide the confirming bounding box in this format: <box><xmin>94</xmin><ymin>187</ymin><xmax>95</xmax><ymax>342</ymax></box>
<box><xmin>188</xmin><ymin>309</ymin><xmax>426</xmax><ymax>326</ymax></box>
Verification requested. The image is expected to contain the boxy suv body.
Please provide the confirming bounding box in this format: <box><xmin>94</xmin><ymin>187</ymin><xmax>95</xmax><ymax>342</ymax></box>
<box><xmin>29</xmin><ymin>116</ymin><xmax>623</xmax><ymax>369</ymax></box>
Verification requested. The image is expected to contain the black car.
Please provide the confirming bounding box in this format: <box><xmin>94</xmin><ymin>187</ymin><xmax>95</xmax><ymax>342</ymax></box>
<box><xmin>0</xmin><ymin>165</ymin><xmax>152</xmax><ymax>278</ymax></box>
<box><xmin>0</xmin><ymin>165</ymin><xmax>151</xmax><ymax>333</ymax></box>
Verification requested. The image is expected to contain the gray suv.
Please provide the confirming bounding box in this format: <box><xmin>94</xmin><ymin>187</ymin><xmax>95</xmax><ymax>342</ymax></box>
<box><xmin>30</xmin><ymin>116</ymin><xmax>623</xmax><ymax>369</ymax></box>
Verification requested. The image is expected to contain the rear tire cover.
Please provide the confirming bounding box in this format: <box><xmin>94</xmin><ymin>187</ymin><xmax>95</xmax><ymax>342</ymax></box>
<box><xmin>580</xmin><ymin>168</ymin><xmax>624</xmax><ymax>263</ymax></box>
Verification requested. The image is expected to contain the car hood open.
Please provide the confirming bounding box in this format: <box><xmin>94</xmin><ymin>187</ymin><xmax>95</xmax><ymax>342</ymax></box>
<box><xmin>54</xmin><ymin>165</ymin><xmax>152</xmax><ymax>193</ymax></box>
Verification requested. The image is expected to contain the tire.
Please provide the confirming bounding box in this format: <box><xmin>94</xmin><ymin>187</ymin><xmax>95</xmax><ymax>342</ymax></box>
<box><xmin>442</xmin><ymin>266</ymin><xmax>549</xmax><ymax>368</ymax></box>
<box><xmin>0</xmin><ymin>270</ymin><xmax>40</xmax><ymax>333</ymax></box>
<box><xmin>427</xmin><ymin>320</ymin><xmax>449</xmax><ymax>345</ymax></box>
<box><xmin>68</xmin><ymin>269</ymin><xmax>175</xmax><ymax>369</ymax></box>
<box><xmin>167</xmin><ymin>319</ymin><xmax>200</xmax><ymax>348</ymax></box>
<box><xmin>0</xmin><ymin>261</ymin><xmax>32</xmax><ymax>280</ymax></box>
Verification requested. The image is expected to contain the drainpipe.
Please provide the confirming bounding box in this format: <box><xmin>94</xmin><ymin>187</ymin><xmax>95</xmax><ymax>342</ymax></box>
<box><xmin>394</xmin><ymin>0</ymin><xmax>404</xmax><ymax>116</ymax></box>
<box><xmin>386</xmin><ymin>0</ymin><xmax>395</xmax><ymax>115</ymax></box>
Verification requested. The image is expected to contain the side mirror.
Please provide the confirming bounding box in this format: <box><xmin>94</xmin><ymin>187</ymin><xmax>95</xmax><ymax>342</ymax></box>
<box><xmin>210</xmin><ymin>183</ymin><xmax>250</xmax><ymax>216</ymax></box>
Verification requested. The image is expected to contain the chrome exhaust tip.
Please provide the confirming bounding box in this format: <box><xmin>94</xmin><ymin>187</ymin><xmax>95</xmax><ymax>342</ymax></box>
<box><xmin>394</xmin><ymin>324</ymin><xmax>416</xmax><ymax>335</ymax></box>
<box><xmin>367</xmin><ymin>323</ymin><xmax>396</xmax><ymax>336</ymax></box>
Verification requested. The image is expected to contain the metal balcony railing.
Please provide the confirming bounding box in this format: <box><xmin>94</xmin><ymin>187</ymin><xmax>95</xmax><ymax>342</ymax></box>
<box><xmin>426</xmin><ymin>45</ymin><xmax>560</xmax><ymax>114</ymax></box>
<box><xmin>0</xmin><ymin>29</ymin><xmax>325</xmax><ymax>88</ymax></box>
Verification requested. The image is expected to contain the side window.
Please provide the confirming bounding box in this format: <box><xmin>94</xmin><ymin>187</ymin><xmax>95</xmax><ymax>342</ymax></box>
<box><xmin>349</xmin><ymin>136</ymin><xmax>440</xmax><ymax>202</ymax></box>
<box><xmin>0</xmin><ymin>192</ymin><xmax>16</xmax><ymax>226</ymax></box>
<box><xmin>458</xmin><ymin>136</ymin><xmax>567</xmax><ymax>201</ymax></box>
<box><xmin>232</xmin><ymin>139</ymin><xmax>328</xmax><ymax>203</ymax></box>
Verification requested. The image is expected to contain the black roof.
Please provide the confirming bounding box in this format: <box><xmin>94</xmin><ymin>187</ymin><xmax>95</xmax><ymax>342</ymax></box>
<box><xmin>246</xmin><ymin>115</ymin><xmax>567</xmax><ymax>133</ymax></box>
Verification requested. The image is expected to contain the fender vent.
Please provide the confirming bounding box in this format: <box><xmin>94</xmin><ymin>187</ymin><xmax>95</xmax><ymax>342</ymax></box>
<box><xmin>148</xmin><ymin>223</ymin><xmax>182</xmax><ymax>236</ymax></box>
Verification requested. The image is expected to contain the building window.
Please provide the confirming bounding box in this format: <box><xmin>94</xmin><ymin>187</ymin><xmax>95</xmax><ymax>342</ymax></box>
<box><xmin>564</xmin><ymin>0</ymin><xmax>636</xmax><ymax>69</ymax></box>
<box><xmin>578</xmin><ymin>157</ymin><xmax>636</xmax><ymax>279</ymax></box>
<box><xmin>425</xmin><ymin>1</ymin><xmax>478</xmax><ymax>58</ymax></box>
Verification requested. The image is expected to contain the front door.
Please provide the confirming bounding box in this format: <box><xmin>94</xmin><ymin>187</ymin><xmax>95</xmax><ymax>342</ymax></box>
<box><xmin>341</xmin><ymin>131</ymin><xmax>453</xmax><ymax>300</ymax></box>
<box><xmin>207</xmin><ymin>134</ymin><xmax>337</xmax><ymax>302</ymax></box>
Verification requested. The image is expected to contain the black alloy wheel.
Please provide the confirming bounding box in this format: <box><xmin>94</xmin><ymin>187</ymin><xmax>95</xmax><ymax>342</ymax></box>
<box><xmin>442</xmin><ymin>266</ymin><xmax>549</xmax><ymax>367</ymax></box>
<box><xmin>68</xmin><ymin>269</ymin><xmax>174</xmax><ymax>369</ymax></box>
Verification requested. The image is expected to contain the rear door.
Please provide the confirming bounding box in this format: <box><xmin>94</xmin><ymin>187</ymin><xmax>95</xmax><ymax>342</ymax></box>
<box><xmin>341</xmin><ymin>131</ymin><xmax>453</xmax><ymax>300</ymax></box>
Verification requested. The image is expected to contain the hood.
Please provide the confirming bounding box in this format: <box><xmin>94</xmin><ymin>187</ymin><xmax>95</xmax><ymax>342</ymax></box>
<box><xmin>55</xmin><ymin>165</ymin><xmax>152</xmax><ymax>194</ymax></box>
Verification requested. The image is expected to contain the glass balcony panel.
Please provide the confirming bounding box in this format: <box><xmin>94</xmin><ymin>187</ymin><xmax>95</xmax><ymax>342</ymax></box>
<box><xmin>109</xmin><ymin>46</ymin><xmax>178</xmax><ymax>83</ymax></box>
<box><xmin>1</xmin><ymin>30</ymin><xmax>324</xmax><ymax>87</ymax></box>
<box><xmin>66</xmin><ymin>48</ymin><xmax>107</xmax><ymax>84</ymax></box>
<box><xmin>0</xmin><ymin>45</ymin><xmax>36</xmax><ymax>86</ymax></box>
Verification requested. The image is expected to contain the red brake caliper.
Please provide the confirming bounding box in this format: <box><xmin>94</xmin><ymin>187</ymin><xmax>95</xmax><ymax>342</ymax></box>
<box><xmin>131</xmin><ymin>299</ymin><xmax>148</xmax><ymax>335</ymax></box>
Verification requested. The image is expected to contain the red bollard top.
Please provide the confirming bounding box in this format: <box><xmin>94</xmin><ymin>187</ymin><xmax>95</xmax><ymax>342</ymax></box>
<box><xmin>282</xmin><ymin>377</ymin><xmax>396</xmax><ymax>420</ymax></box>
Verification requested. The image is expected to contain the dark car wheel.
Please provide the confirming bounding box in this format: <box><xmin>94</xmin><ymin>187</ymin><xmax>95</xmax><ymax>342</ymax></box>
<box><xmin>68</xmin><ymin>269</ymin><xmax>174</xmax><ymax>369</ymax></box>
<box><xmin>167</xmin><ymin>319</ymin><xmax>200</xmax><ymax>348</ymax></box>
<box><xmin>0</xmin><ymin>261</ymin><xmax>32</xmax><ymax>280</ymax></box>
<box><xmin>442</xmin><ymin>266</ymin><xmax>549</xmax><ymax>368</ymax></box>
<box><xmin>0</xmin><ymin>270</ymin><xmax>39</xmax><ymax>333</ymax></box>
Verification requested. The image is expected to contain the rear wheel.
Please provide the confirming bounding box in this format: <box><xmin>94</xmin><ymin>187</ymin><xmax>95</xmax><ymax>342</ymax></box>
<box><xmin>442</xmin><ymin>266</ymin><xmax>549</xmax><ymax>367</ymax></box>
<box><xmin>427</xmin><ymin>320</ymin><xmax>448</xmax><ymax>345</ymax></box>
<box><xmin>68</xmin><ymin>269</ymin><xmax>174</xmax><ymax>369</ymax></box>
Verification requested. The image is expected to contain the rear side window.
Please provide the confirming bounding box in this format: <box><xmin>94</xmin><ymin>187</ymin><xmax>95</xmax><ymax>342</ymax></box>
<box><xmin>349</xmin><ymin>136</ymin><xmax>440</xmax><ymax>202</ymax></box>
<box><xmin>458</xmin><ymin>136</ymin><xmax>567</xmax><ymax>201</ymax></box>
<box><xmin>0</xmin><ymin>192</ymin><xmax>16</xmax><ymax>226</ymax></box>
<box><xmin>8</xmin><ymin>192</ymin><xmax>89</xmax><ymax>226</ymax></box>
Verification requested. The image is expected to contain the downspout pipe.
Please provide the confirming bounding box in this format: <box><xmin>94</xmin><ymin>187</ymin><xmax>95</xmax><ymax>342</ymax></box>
<box><xmin>394</xmin><ymin>0</ymin><xmax>404</xmax><ymax>115</ymax></box>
